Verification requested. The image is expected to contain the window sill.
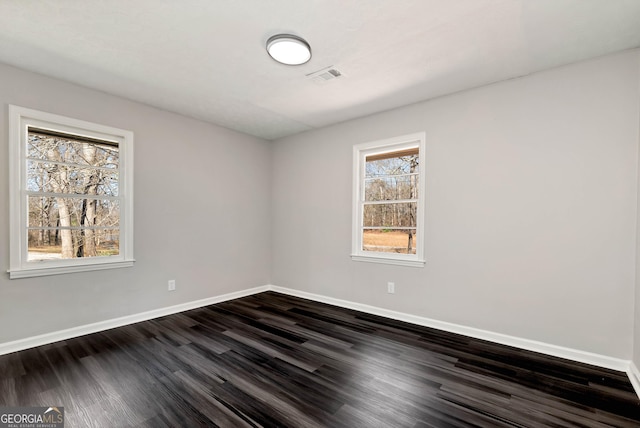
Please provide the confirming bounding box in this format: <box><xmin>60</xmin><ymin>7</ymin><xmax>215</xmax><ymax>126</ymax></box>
<box><xmin>351</xmin><ymin>254</ymin><xmax>425</xmax><ymax>268</ymax></box>
<box><xmin>8</xmin><ymin>259</ymin><xmax>135</xmax><ymax>279</ymax></box>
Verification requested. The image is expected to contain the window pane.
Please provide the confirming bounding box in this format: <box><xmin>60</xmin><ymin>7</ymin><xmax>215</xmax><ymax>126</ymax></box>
<box><xmin>364</xmin><ymin>175</ymin><xmax>418</xmax><ymax>201</ymax></box>
<box><xmin>28</xmin><ymin>229</ymin><xmax>120</xmax><ymax>261</ymax></box>
<box><xmin>27</xmin><ymin>134</ymin><xmax>119</xmax><ymax>169</ymax></box>
<box><xmin>27</xmin><ymin>161</ymin><xmax>119</xmax><ymax>196</ymax></box>
<box><xmin>363</xmin><ymin>202</ymin><xmax>417</xmax><ymax>228</ymax></box>
<box><xmin>365</xmin><ymin>152</ymin><xmax>418</xmax><ymax>179</ymax></box>
<box><xmin>28</xmin><ymin>197</ymin><xmax>120</xmax><ymax>228</ymax></box>
<box><xmin>25</xmin><ymin>128</ymin><xmax>122</xmax><ymax>261</ymax></box>
<box><xmin>363</xmin><ymin>228</ymin><xmax>416</xmax><ymax>254</ymax></box>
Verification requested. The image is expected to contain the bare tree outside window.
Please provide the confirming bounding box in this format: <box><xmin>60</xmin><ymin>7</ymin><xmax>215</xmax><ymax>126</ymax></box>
<box><xmin>27</xmin><ymin>129</ymin><xmax>120</xmax><ymax>261</ymax></box>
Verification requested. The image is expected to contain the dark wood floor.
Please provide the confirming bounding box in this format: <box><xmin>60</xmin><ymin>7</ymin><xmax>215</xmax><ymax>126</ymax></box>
<box><xmin>0</xmin><ymin>292</ymin><xmax>638</xmax><ymax>427</ymax></box>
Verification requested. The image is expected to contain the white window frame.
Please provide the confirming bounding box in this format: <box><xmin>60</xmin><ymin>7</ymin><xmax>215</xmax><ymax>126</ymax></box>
<box><xmin>8</xmin><ymin>105</ymin><xmax>135</xmax><ymax>279</ymax></box>
<box><xmin>351</xmin><ymin>132</ymin><xmax>426</xmax><ymax>267</ymax></box>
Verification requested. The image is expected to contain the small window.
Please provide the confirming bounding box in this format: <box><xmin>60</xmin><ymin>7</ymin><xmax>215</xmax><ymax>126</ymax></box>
<box><xmin>352</xmin><ymin>133</ymin><xmax>425</xmax><ymax>267</ymax></box>
<box><xmin>8</xmin><ymin>106</ymin><xmax>134</xmax><ymax>278</ymax></box>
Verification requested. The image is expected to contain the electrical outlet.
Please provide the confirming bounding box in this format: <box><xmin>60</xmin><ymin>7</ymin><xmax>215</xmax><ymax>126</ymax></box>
<box><xmin>168</xmin><ymin>280</ymin><xmax>176</xmax><ymax>291</ymax></box>
<box><xmin>387</xmin><ymin>282</ymin><xmax>395</xmax><ymax>294</ymax></box>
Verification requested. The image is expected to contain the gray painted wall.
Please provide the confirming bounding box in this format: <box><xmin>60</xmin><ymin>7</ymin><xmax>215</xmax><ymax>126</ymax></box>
<box><xmin>635</xmin><ymin>54</ymin><xmax>640</xmax><ymax>371</ymax></box>
<box><xmin>0</xmin><ymin>63</ymin><xmax>272</xmax><ymax>343</ymax></box>
<box><xmin>272</xmin><ymin>50</ymin><xmax>640</xmax><ymax>359</ymax></box>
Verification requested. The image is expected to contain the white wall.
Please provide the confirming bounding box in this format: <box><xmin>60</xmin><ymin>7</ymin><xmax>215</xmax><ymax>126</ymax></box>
<box><xmin>634</xmin><ymin>51</ymin><xmax>640</xmax><ymax>371</ymax></box>
<box><xmin>0</xmin><ymin>63</ymin><xmax>271</xmax><ymax>343</ymax></box>
<box><xmin>272</xmin><ymin>50</ymin><xmax>640</xmax><ymax>359</ymax></box>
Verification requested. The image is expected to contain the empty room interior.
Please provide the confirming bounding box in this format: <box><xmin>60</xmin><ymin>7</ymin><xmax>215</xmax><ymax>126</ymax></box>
<box><xmin>2</xmin><ymin>1</ymin><xmax>640</xmax><ymax>426</ymax></box>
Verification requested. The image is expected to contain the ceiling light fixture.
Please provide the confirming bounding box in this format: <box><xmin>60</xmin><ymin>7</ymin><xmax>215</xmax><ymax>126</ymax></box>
<box><xmin>266</xmin><ymin>34</ymin><xmax>311</xmax><ymax>65</ymax></box>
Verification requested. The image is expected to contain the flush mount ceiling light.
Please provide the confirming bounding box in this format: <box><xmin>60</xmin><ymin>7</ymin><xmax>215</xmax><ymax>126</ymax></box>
<box><xmin>266</xmin><ymin>34</ymin><xmax>311</xmax><ymax>65</ymax></box>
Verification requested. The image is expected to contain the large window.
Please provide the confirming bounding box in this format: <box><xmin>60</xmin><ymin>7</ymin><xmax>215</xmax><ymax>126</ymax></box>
<box><xmin>352</xmin><ymin>133</ymin><xmax>425</xmax><ymax>267</ymax></box>
<box><xmin>9</xmin><ymin>106</ymin><xmax>134</xmax><ymax>278</ymax></box>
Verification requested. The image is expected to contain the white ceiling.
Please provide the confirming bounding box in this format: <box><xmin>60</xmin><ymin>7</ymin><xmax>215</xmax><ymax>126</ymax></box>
<box><xmin>1</xmin><ymin>1</ymin><xmax>640</xmax><ymax>140</ymax></box>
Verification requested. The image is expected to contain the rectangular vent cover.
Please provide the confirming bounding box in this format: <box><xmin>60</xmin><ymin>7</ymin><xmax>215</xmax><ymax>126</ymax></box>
<box><xmin>307</xmin><ymin>66</ymin><xmax>344</xmax><ymax>84</ymax></box>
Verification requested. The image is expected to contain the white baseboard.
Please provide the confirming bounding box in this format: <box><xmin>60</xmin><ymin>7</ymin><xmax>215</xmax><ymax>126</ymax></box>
<box><xmin>628</xmin><ymin>362</ymin><xmax>640</xmax><ymax>399</ymax></box>
<box><xmin>269</xmin><ymin>285</ymin><xmax>631</xmax><ymax>373</ymax></box>
<box><xmin>0</xmin><ymin>285</ymin><xmax>269</xmax><ymax>356</ymax></box>
<box><xmin>1</xmin><ymin>283</ymin><xmax>637</xmax><ymax>400</ymax></box>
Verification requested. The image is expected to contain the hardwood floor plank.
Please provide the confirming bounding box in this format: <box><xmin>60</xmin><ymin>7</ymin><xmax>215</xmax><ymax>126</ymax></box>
<box><xmin>0</xmin><ymin>291</ymin><xmax>638</xmax><ymax>427</ymax></box>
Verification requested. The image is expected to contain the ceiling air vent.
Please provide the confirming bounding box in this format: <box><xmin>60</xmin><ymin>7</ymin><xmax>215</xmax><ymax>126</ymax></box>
<box><xmin>306</xmin><ymin>66</ymin><xmax>344</xmax><ymax>84</ymax></box>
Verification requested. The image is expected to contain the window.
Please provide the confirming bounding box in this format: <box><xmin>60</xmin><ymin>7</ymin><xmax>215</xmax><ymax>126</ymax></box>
<box><xmin>352</xmin><ymin>133</ymin><xmax>425</xmax><ymax>267</ymax></box>
<box><xmin>8</xmin><ymin>105</ymin><xmax>134</xmax><ymax>278</ymax></box>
